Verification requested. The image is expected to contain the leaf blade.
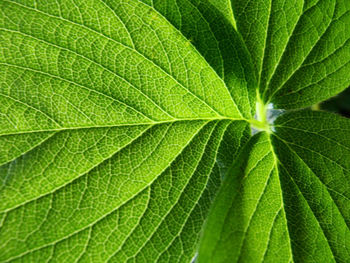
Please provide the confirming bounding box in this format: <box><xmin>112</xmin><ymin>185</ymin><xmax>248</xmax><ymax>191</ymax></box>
<box><xmin>232</xmin><ymin>0</ymin><xmax>350</xmax><ymax>108</ymax></box>
<box><xmin>0</xmin><ymin>120</ymin><xmax>250</xmax><ymax>262</ymax></box>
<box><xmin>199</xmin><ymin>110</ymin><xmax>350</xmax><ymax>262</ymax></box>
<box><xmin>138</xmin><ymin>0</ymin><xmax>256</xmax><ymax>118</ymax></box>
<box><xmin>198</xmin><ymin>132</ymin><xmax>293</xmax><ymax>263</ymax></box>
<box><xmin>0</xmin><ymin>0</ymin><xmax>243</xmax><ymax>137</ymax></box>
<box><xmin>272</xmin><ymin>110</ymin><xmax>350</xmax><ymax>262</ymax></box>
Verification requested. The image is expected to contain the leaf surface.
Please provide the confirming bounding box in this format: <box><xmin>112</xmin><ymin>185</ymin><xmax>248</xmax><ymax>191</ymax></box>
<box><xmin>0</xmin><ymin>0</ymin><xmax>244</xmax><ymax>137</ymax></box>
<box><xmin>273</xmin><ymin>110</ymin><xmax>350</xmax><ymax>262</ymax></box>
<box><xmin>198</xmin><ymin>132</ymin><xmax>293</xmax><ymax>263</ymax></box>
<box><xmin>232</xmin><ymin>0</ymin><xmax>350</xmax><ymax>108</ymax></box>
<box><xmin>0</xmin><ymin>0</ymin><xmax>252</xmax><ymax>261</ymax></box>
<box><xmin>1</xmin><ymin>0</ymin><xmax>350</xmax><ymax>262</ymax></box>
<box><xmin>139</xmin><ymin>0</ymin><xmax>256</xmax><ymax>118</ymax></box>
<box><xmin>199</xmin><ymin>111</ymin><xmax>350</xmax><ymax>262</ymax></box>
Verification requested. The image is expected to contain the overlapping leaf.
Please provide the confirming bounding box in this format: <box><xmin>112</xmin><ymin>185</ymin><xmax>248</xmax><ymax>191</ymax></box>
<box><xmin>139</xmin><ymin>0</ymin><xmax>256</xmax><ymax>118</ymax></box>
<box><xmin>199</xmin><ymin>111</ymin><xmax>350</xmax><ymax>262</ymax></box>
<box><xmin>198</xmin><ymin>1</ymin><xmax>350</xmax><ymax>262</ymax></box>
<box><xmin>232</xmin><ymin>0</ymin><xmax>350</xmax><ymax>108</ymax></box>
<box><xmin>1</xmin><ymin>0</ymin><xmax>350</xmax><ymax>262</ymax></box>
<box><xmin>198</xmin><ymin>132</ymin><xmax>293</xmax><ymax>263</ymax></box>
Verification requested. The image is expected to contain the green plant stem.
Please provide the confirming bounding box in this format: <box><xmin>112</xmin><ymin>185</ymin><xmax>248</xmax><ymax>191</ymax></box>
<box><xmin>249</xmin><ymin>92</ymin><xmax>271</xmax><ymax>133</ymax></box>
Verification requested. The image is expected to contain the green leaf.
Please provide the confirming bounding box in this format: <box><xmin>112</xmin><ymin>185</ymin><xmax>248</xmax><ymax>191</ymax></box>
<box><xmin>198</xmin><ymin>132</ymin><xmax>293</xmax><ymax>263</ymax></box>
<box><xmin>139</xmin><ymin>0</ymin><xmax>256</xmax><ymax>118</ymax></box>
<box><xmin>0</xmin><ymin>0</ymin><xmax>244</xmax><ymax>137</ymax></box>
<box><xmin>0</xmin><ymin>120</ymin><xmax>249</xmax><ymax>262</ymax></box>
<box><xmin>232</xmin><ymin>0</ymin><xmax>350</xmax><ymax>109</ymax></box>
<box><xmin>0</xmin><ymin>0</ymin><xmax>252</xmax><ymax>261</ymax></box>
<box><xmin>0</xmin><ymin>119</ymin><xmax>250</xmax><ymax>262</ymax></box>
<box><xmin>207</xmin><ymin>0</ymin><xmax>236</xmax><ymax>28</ymax></box>
<box><xmin>199</xmin><ymin>110</ymin><xmax>350</xmax><ymax>262</ymax></box>
<box><xmin>272</xmin><ymin>110</ymin><xmax>350</xmax><ymax>262</ymax></box>
<box><xmin>1</xmin><ymin>0</ymin><xmax>350</xmax><ymax>262</ymax></box>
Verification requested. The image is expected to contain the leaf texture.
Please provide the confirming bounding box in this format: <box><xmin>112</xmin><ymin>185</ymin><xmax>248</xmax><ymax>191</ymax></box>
<box><xmin>0</xmin><ymin>119</ymin><xmax>250</xmax><ymax>262</ymax></box>
<box><xmin>198</xmin><ymin>132</ymin><xmax>293</xmax><ymax>263</ymax></box>
<box><xmin>0</xmin><ymin>0</ymin><xmax>244</xmax><ymax>137</ymax></box>
<box><xmin>1</xmin><ymin>0</ymin><xmax>350</xmax><ymax>262</ymax></box>
<box><xmin>232</xmin><ymin>0</ymin><xmax>350</xmax><ymax>108</ymax></box>
<box><xmin>0</xmin><ymin>0</ymin><xmax>254</xmax><ymax>261</ymax></box>
<box><xmin>199</xmin><ymin>110</ymin><xmax>350</xmax><ymax>262</ymax></box>
<box><xmin>139</xmin><ymin>0</ymin><xmax>256</xmax><ymax>118</ymax></box>
<box><xmin>273</xmin><ymin>110</ymin><xmax>350</xmax><ymax>262</ymax></box>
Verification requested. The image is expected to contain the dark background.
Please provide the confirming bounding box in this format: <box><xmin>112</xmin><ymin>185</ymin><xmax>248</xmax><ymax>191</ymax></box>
<box><xmin>320</xmin><ymin>87</ymin><xmax>350</xmax><ymax>118</ymax></box>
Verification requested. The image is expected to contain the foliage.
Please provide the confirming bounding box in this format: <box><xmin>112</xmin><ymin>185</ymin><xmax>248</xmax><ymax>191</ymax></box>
<box><xmin>0</xmin><ymin>0</ymin><xmax>349</xmax><ymax>262</ymax></box>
